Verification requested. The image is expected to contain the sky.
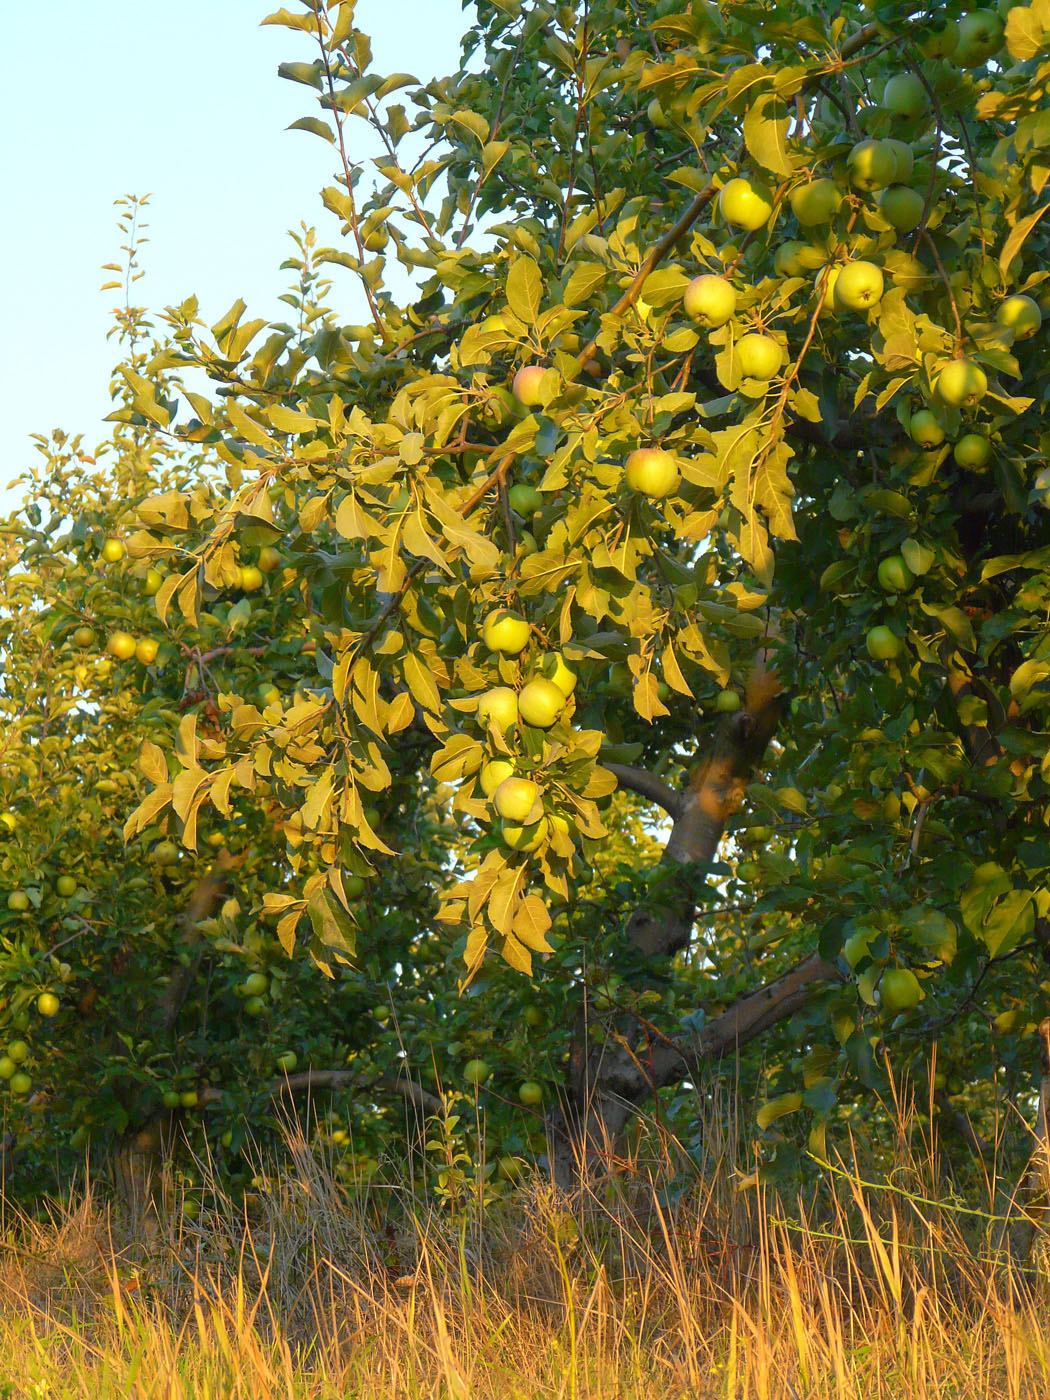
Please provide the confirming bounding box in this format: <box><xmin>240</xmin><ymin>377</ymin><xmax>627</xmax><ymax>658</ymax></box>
<box><xmin>0</xmin><ymin>0</ymin><xmax>475</xmax><ymax>509</ymax></box>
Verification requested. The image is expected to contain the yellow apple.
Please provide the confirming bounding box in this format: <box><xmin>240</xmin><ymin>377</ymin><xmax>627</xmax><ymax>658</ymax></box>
<box><xmin>518</xmin><ymin>677</ymin><xmax>565</xmax><ymax>728</ymax></box>
<box><xmin>719</xmin><ymin>176</ymin><xmax>774</xmax><ymax>231</ymax></box>
<box><xmin>477</xmin><ymin>687</ymin><xmax>519</xmax><ymax>732</ymax></box>
<box><xmin>624</xmin><ymin>448</ymin><xmax>680</xmax><ymax>499</ymax></box>
<box><xmin>483</xmin><ymin>609</ymin><xmax>530</xmax><ymax>656</ymax></box>
<box><xmin>493</xmin><ymin>777</ymin><xmax>542</xmax><ymax>823</ymax></box>
<box><xmin>683</xmin><ymin>274</ymin><xmax>737</xmax><ymax>327</ymax></box>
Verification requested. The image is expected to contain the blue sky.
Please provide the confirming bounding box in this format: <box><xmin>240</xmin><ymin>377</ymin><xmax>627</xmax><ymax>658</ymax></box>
<box><xmin>0</xmin><ymin>0</ymin><xmax>474</xmax><ymax>508</ymax></box>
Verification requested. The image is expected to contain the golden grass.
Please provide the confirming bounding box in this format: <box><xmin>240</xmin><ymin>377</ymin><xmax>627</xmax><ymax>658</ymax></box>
<box><xmin>0</xmin><ymin>1080</ymin><xmax>1045</xmax><ymax>1399</ymax></box>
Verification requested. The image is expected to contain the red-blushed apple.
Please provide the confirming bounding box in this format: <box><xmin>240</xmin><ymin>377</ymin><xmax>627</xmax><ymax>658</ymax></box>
<box><xmin>512</xmin><ymin>365</ymin><xmax>548</xmax><ymax>407</ymax></box>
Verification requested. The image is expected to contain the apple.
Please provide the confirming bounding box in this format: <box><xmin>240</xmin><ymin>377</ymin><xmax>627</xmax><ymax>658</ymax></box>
<box><xmin>719</xmin><ymin>176</ymin><xmax>774</xmax><ymax>231</ymax></box>
<box><xmin>0</xmin><ymin>1058</ymin><xmax>14</xmax><ymax>1081</ymax></box>
<box><xmin>1033</xmin><ymin>466</ymin><xmax>1050</xmax><ymax>506</ymax></box>
<box><xmin>480</xmin><ymin>760</ymin><xmax>515</xmax><ymax>798</ymax></box>
<box><xmin>813</xmin><ymin>266</ymin><xmax>841</xmax><ymax>318</ymax></box>
<box><xmin>922</xmin><ymin>25</ymin><xmax>957</xmax><ymax>57</ymax></box>
<box><xmin>954</xmin><ymin>434</ymin><xmax>992</xmax><ymax>469</ymax></box>
<box><xmin>477</xmin><ymin>686</ymin><xmax>519</xmax><ymax>732</ymax></box>
<box><xmin>483</xmin><ymin>609</ymin><xmax>530</xmax><ymax>656</ymax></box>
<box><xmin>880</xmin><ymin>967</ymin><xmax>922</xmax><ymax>1013</ymax></box>
<box><xmin>518</xmin><ymin>677</ymin><xmax>565</xmax><ymax>728</ymax></box>
<box><xmin>144</xmin><ymin>568</ymin><xmax>164</xmax><ymax>595</ymax></box>
<box><xmin>624</xmin><ymin>448</ymin><xmax>680</xmax><ymax>499</ymax></box>
<box><xmin>877</xmin><ymin>555</ymin><xmax>914</xmax><ymax>592</ymax></box>
<box><xmin>464</xmin><ymin>1058</ymin><xmax>491</xmax><ymax>1085</ymax></box>
<box><xmin>518</xmin><ymin>1080</ymin><xmax>544</xmax><ymax>1106</ymax></box>
<box><xmin>878</xmin><ymin>186</ymin><xmax>925</xmax><ymax>232</ymax></box>
<box><xmin>955</xmin><ymin>9</ymin><xmax>1004</xmax><ymax>66</ymax></box>
<box><xmin>493</xmin><ymin>777</ymin><xmax>542</xmax><ymax>823</ymax></box>
<box><xmin>936</xmin><ymin>358</ymin><xmax>987</xmax><ymax>408</ymax></box>
<box><xmin>715</xmin><ymin>688</ymin><xmax>741</xmax><ymax>712</ymax></box>
<box><xmin>523</xmin><ymin>1005</ymin><xmax>543</xmax><ymax>1028</ymax></box>
<box><xmin>834</xmin><ymin>260</ymin><xmax>884</xmax><ymax>311</ymax></box>
<box><xmin>736</xmin><ymin>333</ymin><xmax>783</xmax><ymax>380</ymax></box>
<box><xmin>737</xmin><ymin>861</ymin><xmax>761</xmax><ymax>883</ymax></box>
<box><xmin>73</xmin><ymin>626</ymin><xmax>94</xmax><ymax>649</ymax></box>
<box><xmin>507</xmin><ymin>483</ymin><xmax>542</xmax><ymax>515</ymax></box>
<box><xmin>162</xmin><ymin>1089</ymin><xmax>182</xmax><ymax>1109</ymax></box>
<box><xmin>883</xmin><ymin>73</ymin><xmax>927</xmax><ymax>119</ymax></box>
<box><xmin>789</xmin><ymin>178</ymin><xmax>842</xmax><ymax>227</ymax></box>
<box><xmin>683</xmin><ymin>274</ymin><xmax>737</xmax><ymax>327</ymax></box>
<box><xmin>6</xmin><ymin>891</ymin><xmax>29</xmax><ymax>912</ymax></box>
<box><xmin>9</xmin><ymin>1072</ymin><xmax>31</xmax><ymax>1096</ymax></box>
<box><xmin>498</xmin><ymin>1155</ymin><xmax>525</xmax><ymax>1181</ymax></box>
<box><xmin>502</xmin><ymin>816</ymin><xmax>549</xmax><ymax>852</ymax></box>
<box><xmin>996</xmin><ymin>294</ymin><xmax>1041</xmax><ymax>340</ymax></box>
<box><xmin>884</xmin><ymin>139</ymin><xmax>915</xmax><ymax>183</ymax></box>
<box><xmin>107</xmin><ymin>631</ymin><xmax>137</xmax><ymax>660</ymax></box>
<box><xmin>276</xmin><ymin>1051</ymin><xmax>298</xmax><ymax>1073</ymax></box>
<box><xmin>342</xmin><ymin>873</ymin><xmax>366</xmax><ymax>899</ymax></box>
<box><xmin>244</xmin><ymin>996</ymin><xmax>267</xmax><ymax>1016</ymax></box>
<box><xmin>538</xmin><ymin>651</ymin><xmax>577</xmax><ymax>697</ymax></box>
<box><xmin>238</xmin><ymin>565</ymin><xmax>264</xmax><ymax>593</ymax></box>
<box><xmin>55</xmin><ymin>875</ymin><xmax>77</xmax><ymax>898</ymax></box>
<box><xmin>243</xmin><ymin>972</ymin><xmax>269</xmax><ymax>997</ymax></box>
<box><xmin>513</xmin><ymin>365</ymin><xmax>548</xmax><ymax>407</ymax></box>
<box><xmin>101</xmin><ymin>539</ymin><xmax>125</xmax><ymax>563</ymax></box>
<box><xmin>848</xmin><ymin>139</ymin><xmax>898</xmax><ymax>191</ymax></box>
<box><xmin>135</xmin><ymin>638</ymin><xmax>159</xmax><ymax>665</ymax></box>
<box><xmin>257</xmin><ymin>546</ymin><xmax>282</xmax><ymax>572</ymax></box>
<box><xmin>179</xmin><ymin>1090</ymin><xmax>199</xmax><ymax>1108</ymax></box>
<box><xmin>153</xmin><ymin>840</ymin><xmax>179</xmax><ymax>867</ymax></box>
<box><xmin>909</xmin><ymin>410</ymin><xmax>946</xmax><ymax>448</ymax></box>
<box><xmin>866</xmin><ymin>626</ymin><xmax>902</xmax><ymax>660</ymax></box>
<box><xmin>7</xmin><ymin>1041</ymin><xmax>28</xmax><ymax>1063</ymax></box>
<box><xmin>36</xmin><ymin>992</ymin><xmax>59</xmax><ymax>1017</ymax></box>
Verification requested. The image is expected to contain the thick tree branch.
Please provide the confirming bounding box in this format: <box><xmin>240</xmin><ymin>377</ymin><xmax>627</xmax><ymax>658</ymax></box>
<box><xmin>603</xmin><ymin>763</ymin><xmax>682</xmax><ymax>819</ymax></box>
<box><xmin>199</xmin><ymin>1068</ymin><xmax>443</xmax><ymax>1118</ymax></box>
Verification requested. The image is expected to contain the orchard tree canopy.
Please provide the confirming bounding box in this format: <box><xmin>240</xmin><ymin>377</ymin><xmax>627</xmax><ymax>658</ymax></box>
<box><xmin>3</xmin><ymin>0</ymin><xmax>1050</xmax><ymax>1213</ymax></box>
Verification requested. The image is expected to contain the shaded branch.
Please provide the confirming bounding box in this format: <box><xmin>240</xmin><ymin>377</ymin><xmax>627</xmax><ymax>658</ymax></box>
<box><xmin>603</xmin><ymin>763</ymin><xmax>681</xmax><ymax>820</ymax></box>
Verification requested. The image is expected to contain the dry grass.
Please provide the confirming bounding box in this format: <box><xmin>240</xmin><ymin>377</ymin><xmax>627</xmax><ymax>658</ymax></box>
<box><xmin>0</xmin><ymin>1081</ymin><xmax>1046</xmax><ymax>1399</ymax></box>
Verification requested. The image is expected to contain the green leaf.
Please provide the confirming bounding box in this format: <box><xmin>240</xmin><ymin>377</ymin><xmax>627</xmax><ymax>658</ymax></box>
<box><xmin>743</xmin><ymin>92</ymin><xmax>793</xmax><ymax>177</ymax></box>
<box><xmin>287</xmin><ymin>116</ymin><xmax>335</xmax><ymax>143</ymax></box>
<box><xmin>277</xmin><ymin>60</ymin><xmax>324</xmax><ymax>90</ymax></box>
<box><xmin>1000</xmin><ymin>200</ymin><xmax>1050</xmax><ymax>277</ymax></box>
<box><xmin>506</xmin><ymin>256</ymin><xmax>543</xmax><ymax>325</ymax></box>
<box><xmin>261</xmin><ymin>8</ymin><xmax>318</xmax><ymax>31</ymax></box>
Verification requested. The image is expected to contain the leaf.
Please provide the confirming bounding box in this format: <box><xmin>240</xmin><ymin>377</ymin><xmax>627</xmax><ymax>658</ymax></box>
<box><xmin>514</xmin><ymin>894</ymin><xmax>553</xmax><ymax>952</ymax></box>
<box><xmin>277</xmin><ymin>60</ymin><xmax>324</xmax><ymax>89</ymax></box>
<box><xmin>307</xmin><ymin>886</ymin><xmax>357</xmax><ymax>958</ymax></box>
<box><xmin>287</xmin><ymin>116</ymin><xmax>335</xmax><ymax>143</ymax></box>
<box><xmin>981</xmin><ymin>889</ymin><xmax>1034</xmax><ymax>957</ymax></box>
<box><xmin>1006</xmin><ymin>4</ymin><xmax>1048</xmax><ymax>60</ymax></box>
<box><xmin>743</xmin><ymin>92</ymin><xmax>793</xmax><ymax>177</ymax></box>
<box><xmin>489</xmin><ymin>865</ymin><xmax>527</xmax><ymax>936</ymax></box>
<box><xmin>262</xmin><ymin>8</ymin><xmax>318</xmax><ymax>31</ymax></box>
<box><xmin>506</xmin><ymin>257</ymin><xmax>543</xmax><ymax>325</ymax></box>
<box><xmin>563</xmin><ymin>262</ymin><xmax>607</xmax><ymax>307</ymax></box>
<box><xmin>138</xmin><ymin>739</ymin><xmax>168</xmax><ymax>787</ymax></box>
<box><xmin>1000</xmin><ymin>200</ymin><xmax>1050</xmax><ymax>277</ymax></box>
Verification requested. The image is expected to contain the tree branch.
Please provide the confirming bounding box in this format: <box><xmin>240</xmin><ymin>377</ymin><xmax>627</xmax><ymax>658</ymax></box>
<box><xmin>603</xmin><ymin>763</ymin><xmax>681</xmax><ymax>819</ymax></box>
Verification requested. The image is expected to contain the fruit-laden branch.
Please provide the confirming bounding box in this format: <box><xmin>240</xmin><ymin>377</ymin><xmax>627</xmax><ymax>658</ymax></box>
<box><xmin>602</xmin><ymin>763</ymin><xmax>682</xmax><ymax>820</ymax></box>
<box><xmin>198</xmin><ymin>1068</ymin><xmax>444</xmax><ymax>1117</ymax></box>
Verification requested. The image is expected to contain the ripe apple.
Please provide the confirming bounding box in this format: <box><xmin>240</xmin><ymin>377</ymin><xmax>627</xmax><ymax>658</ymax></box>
<box><xmin>624</xmin><ymin>448</ymin><xmax>680</xmax><ymax>499</ymax></box>
<box><xmin>848</xmin><ymin>139</ymin><xmax>898</xmax><ymax>191</ymax></box>
<box><xmin>518</xmin><ymin>1080</ymin><xmax>544</xmax><ymax>1106</ymax></box>
<box><xmin>866</xmin><ymin>626</ymin><xmax>902</xmax><ymax>660</ymax></box>
<box><xmin>502</xmin><ymin>816</ymin><xmax>549</xmax><ymax>852</ymax></box>
<box><xmin>55</xmin><ymin>875</ymin><xmax>77</xmax><ymax>898</ymax></box>
<box><xmin>507</xmin><ymin>483</ymin><xmax>542</xmax><ymax>515</ymax></box>
<box><xmin>513</xmin><ymin>365</ymin><xmax>548</xmax><ymax>407</ymax></box>
<box><xmin>6</xmin><ymin>891</ymin><xmax>29</xmax><ymax>912</ymax></box>
<box><xmin>518</xmin><ymin>677</ymin><xmax>565</xmax><ymax>728</ymax></box>
<box><xmin>73</xmin><ymin>626</ymin><xmax>94</xmax><ymax>649</ymax></box>
<box><xmin>135</xmin><ymin>638</ymin><xmax>159</xmax><ymax>665</ymax></box>
<box><xmin>107</xmin><ymin>631</ymin><xmax>137</xmax><ymax>660</ymax></box>
<box><xmin>257</xmin><ymin>546</ymin><xmax>282</xmax><ymax>572</ymax></box>
<box><xmin>480</xmin><ymin>760</ymin><xmax>515</xmax><ymax>798</ymax></box>
<box><xmin>715</xmin><ymin>688</ymin><xmax>741</xmax><ymax>712</ymax></box>
<box><xmin>996</xmin><ymin>294</ymin><xmax>1041</xmax><ymax>340</ymax></box>
<box><xmin>683</xmin><ymin>273</ymin><xmax>737</xmax><ymax>327</ymax></box>
<box><xmin>909</xmin><ymin>410</ymin><xmax>946</xmax><ymax>448</ymax></box>
<box><xmin>238</xmin><ymin>565</ymin><xmax>264</xmax><ymax>592</ymax></box>
<box><xmin>954</xmin><ymin>434</ymin><xmax>992</xmax><ymax>469</ymax></box>
<box><xmin>834</xmin><ymin>260</ymin><xmax>885</xmax><ymax>311</ymax></box>
<box><xmin>883</xmin><ymin>73</ymin><xmax>927</xmax><ymax>119</ymax></box>
<box><xmin>153</xmin><ymin>840</ymin><xmax>179</xmax><ymax>867</ymax></box>
<box><xmin>936</xmin><ymin>358</ymin><xmax>987</xmax><ymax>407</ymax></box>
<box><xmin>483</xmin><ymin>609</ymin><xmax>530</xmax><ymax>656</ymax></box>
<box><xmin>36</xmin><ymin>992</ymin><xmax>59</xmax><ymax>1017</ymax></box>
<box><xmin>813</xmin><ymin>266</ymin><xmax>841</xmax><ymax>318</ymax></box>
<box><xmin>477</xmin><ymin>687</ymin><xmax>519</xmax><ymax>732</ymax></box>
<box><xmin>719</xmin><ymin>176</ymin><xmax>774</xmax><ymax>231</ymax></box>
<box><xmin>955</xmin><ymin>9</ymin><xmax>1004</xmax><ymax>66</ymax></box>
<box><xmin>878</xmin><ymin>185</ymin><xmax>925</xmax><ymax>232</ymax></box>
<box><xmin>144</xmin><ymin>568</ymin><xmax>164</xmax><ymax>595</ymax></box>
<box><xmin>276</xmin><ymin>1051</ymin><xmax>298</xmax><ymax>1073</ymax></box>
<box><xmin>736</xmin><ymin>334</ymin><xmax>783</xmax><ymax>380</ymax></box>
<box><xmin>464</xmin><ymin>1058</ymin><xmax>491</xmax><ymax>1085</ymax></box>
<box><xmin>789</xmin><ymin>177</ymin><xmax>842</xmax><ymax>227</ymax></box>
<box><xmin>877</xmin><ymin>555</ymin><xmax>914</xmax><ymax>592</ymax></box>
<box><xmin>7</xmin><ymin>1041</ymin><xmax>28</xmax><ymax>1063</ymax></box>
<box><xmin>884</xmin><ymin>139</ymin><xmax>915</xmax><ymax>183</ymax></box>
<box><xmin>880</xmin><ymin>967</ymin><xmax>922</xmax><ymax>1013</ymax></box>
<box><xmin>101</xmin><ymin>539</ymin><xmax>125</xmax><ymax>563</ymax></box>
<box><xmin>243</xmin><ymin>972</ymin><xmax>269</xmax><ymax>997</ymax></box>
<box><xmin>493</xmin><ymin>777</ymin><xmax>542</xmax><ymax>823</ymax></box>
<box><xmin>538</xmin><ymin>651</ymin><xmax>577</xmax><ymax>698</ymax></box>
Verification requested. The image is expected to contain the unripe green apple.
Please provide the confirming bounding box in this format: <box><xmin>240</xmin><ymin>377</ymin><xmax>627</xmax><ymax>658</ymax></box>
<box><xmin>101</xmin><ymin>538</ymin><xmax>125</xmax><ymax>563</ymax></box>
<box><xmin>936</xmin><ymin>358</ymin><xmax>987</xmax><ymax>407</ymax></box>
<box><xmin>477</xmin><ymin>687</ymin><xmax>519</xmax><ymax>732</ymax></box>
<box><xmin>774</xmin><ymin>241</ymin><xmax>807</xmax><ymax>278</ymax></box>
<box><xmin>0</xmin><ymin>1058</ymin><xmax>14</xmax><ymax>1081</ymax></box>
<box><xmin>523</xmin><ymin>1005</ymin><xmax>543</xmax><ymax>1027</ymax></box>
<box><xmin>884</xmin><ymin>139</ymin><xmax>915</xmax><ymax>183</ymax></box>
<box><xmin>257</xmin><ymin>546</ymin><xmax>282</xmax><ymax>573</ymax></box>
<box><xmin>36</xmin><ymin>992</ymin><xmax>60</xmax><ymax>1017</ymax></box>
<box><xmin>813</xmin><ymin>265</ymin><xmax>841</xmax><ymax>318</ymax></box>
<box><xmin>866</xmin><ymin>626</ymin><xmax>902</xmax><ymax>660</ymax></box>
<box><xmin>996</xmin><ymin>294</ymin><xmax>1041</xmax><ymax>340</ymax></box>
<box><xmin>880</xmin><ymin>967</ymin><xmax>922</xmax><ymax>1013</ymax></box>
<box><xmin>955</xmin><ymin>9</ymin><xmax>1004</xmax><ymax>66</ymax></box>
<box><xmin>719</xmin><ymin>176</ymin><xmax>774</xmax><ymax>231</ymax></box>
<box><xmin>107</xmin><ymin>631</ymin><xmax>137</xmax><ymax>661</ymax></box>
<box><xmin>7</xmin><ymin>1041</ymin><xmax>28</xmax><ymax>1063</ymax></box>
<box><xmin>736</xmin><ymin>333</ymin><xmax>783</xmax><ymax>379</ymax></box>
<box><xmin>909</xmin><ymin>410</ymin><xmax>946</xmax><ymax>448</ymax></box>
<box><xmin>848</xmin><ymin>139</ymin><xmax>898</xmax><ymax>191</ymax></box>
<box><xmin>715</xmin><ymin>688</ymin><xmax>741</xmax><ymax>712</ymax></box>
<box><xmin>513</xmin><ymin>365</ymin><xmax>548</xmax><ymax>407</ymax></box>
<box><xmin>518</xmin><ymin>677</ymin><xmax>565</xmax><ymax>728</ymax></box>
<box><xmin>73</xmin><ymin>626</ymin><xmax>94</xmax><ymax>649</ymax></box>
<box><xmin>7</xmin><ymin>891</ymin><xmax>29</xmax><ymax>912</ymax></box>
<box><xmin>539</xmin><ymin>651</ymin><xmax>577</xmax><ymax>697</ymax></box>
<box><xmin>922</xmin><ymin>25</ymin><xmax>957</xmax><ymax>56</ymax></box>
<box><xmin>624</xmin><ymin>448</ymin><xmax>680</xmax><ymax>499</ymax></box>
<box><xmin>683</xmin><ymin>274</ymin><xmax>737</xmax><ymax>327</ymax></box>
<box><xmin>493</xmin><ymin>776</ymin><xmax>542</xmax><ymax>823</ymax></box>
<box><xmin>55</xmin><ymin>875</ymin><xmax>77</xmax><ymax>898</ymax></box>
<box><xmin>483</xmin><ymin>609</ymin><xmax>530</xmax><ymax>656</ymax></box>
<box><xmin>9</xmin><ymin>1072</ymin><xmax>31</xmax><ymax>1095</ymax></box>
<box><xmin>276</xmin><ymin>1051</ymin><xmax>298</xmax><ymax>1073</ymax></box>
<box><xmin>179</xmin><ymin>1090</ymin><xmax>199</xmax><ymax>1108</ymax></box>
<box><xmin>343</xmin><ymin>874</ymin><xmax>366</xmax><ymax>899</ymax></box>
<box><xmin>883</xmin><ymin>73</ymin><xmax>927</xmax><ymax>119</ymax></box>
<box><xmin>135</xmin><ymin>638</ymin><xmax>159</xmax><ymax>666</ymax></box>
<box><xmin>243</xmin><ymin>972</ymin><xmax>269</xmax><ymax>997</ymax></box>
<box><xmin>507</xmin><ymin>483</ymin><xmax>542</xmax><ymax>515</ymax></box>
<box><xmin>789</xmin><ymin>177</ymin><xmax>842</xmax><ymax>227</ymax></box>
<box><xmin>878</xmin><ymin>185</ymin><xmax>925</xmax><ymax>232</ymax></box>
<box><xmin>144</xmin><ymin>568</ymin><xmax>164</xmax><ymax>595</ymax></box>
<box><xmin>153</xmin><ymin>840</ymin><xmax>179</xmax><ymax>867</ymax></box>
<box><xmin>502</xmin><ymin>816</ymin><xmax>549</xmax><ymax>852</ymax></box>
<box><xmin>244</xmin><ymin>996</ymin><xmax>267</xmax><ymax>1016</ymax></box>
<box><xmin>464</xmin><ymin>1058</ymin><xmax>491</xmax><ymax>1085</ymax></box>
<box><xmin>480</xmin><ymin>760</ymin><xmax>515</xmax><ymax>798</ymax></box>
<box><xmin>834</xmin><ymin>260</ymin><xmax>885</xmax><ymax>311</ymax></box>
<box><xmin>877</xmin><ymin>555</ymin><xmax>914</xmax><ymax>592</ymax></box>
<box><xmin>954</xmin><ymin>434</ymin><xmax>992</xmax><ymax>469</ymax></box>
<box><xmin>518</xmin><ymin>1080</ymin><xmax>544</xmax><ymax>1106</ymax></box>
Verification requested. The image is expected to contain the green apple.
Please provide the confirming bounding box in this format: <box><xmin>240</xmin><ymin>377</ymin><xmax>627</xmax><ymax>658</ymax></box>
<box><xmin>343</xmin><ymin>874</ymin><xmax>366</xmax><ymax>899</ymax></box>
<box><xmin>477</xmin><ymin>687</ymin><xmax>519</xmax><ymax>732</ymax></box>
<box><xmin>501</xmin><ymin>816</ymin><xmax>549</xmax><ymax>852</ymax></box>
<box><xmin>518</xmin><ymin>677</ymin><xmax>565</xmax><ymax>728</ymax></box>
<box><xmin>624</xmin><ymin>448</ymin><xmax>680</xmax><ymax>499</ymax></box>
<box><xmin>996</xmin><ymin>294</ymin><xmax>1041</xmax><ymax>340</ymax></box>
<box><xmin>162</xmin><ymin>1089</ymin><xmax>182</xmax><ymax>1109</ymax></box>
<box><xmin>144</xmin><ymin>568</ymin><xmax>164</xmax><ymax>595</ymax></box>
<box><xmin>243</xmin><ymin>972</ymin><xmax>269</xmax><ymax>997</ymax></box>
<box><xmin>954</xmin><ymin>434</ymin><xmax>992</xmax><ymax>469</ymax></box>
<box><xmin>257</xmin><ymin>546</ymin><xmax>282</xmax><ymax>573</ymax></box>
<box><xmin>538</xmin><ymin>651</ymin><xmax>577</xmax><ymax>697</ymax></box>
<box><xmin>0</xmin><ymin>1058</ymin><xmax>14</xmax><ymax>1081</ymax></box>
<box><xmin>880</xmin><ymin>967</ymin><xmax>922</xmax><ymax>1013</ymax></box>
<box><xmin>498</xmin><ymin>1155</ymin><xmax>526</xmax><ymax>1181</ymax></box>
<box><xmin>789</xmin><ymin>178</ymin><xmax>842</xmax><ymax>227</ymax></box>
<box><xmin>719</xmin><ymin>176</ymin><xmax>774</xmax><ymax>231</ymax></box>
<box><xmin>512</xmin><ymin>365</ymin><xmax>548</xmax><ymax>407</ymax></box>
<box><xmin>463</xmin><ymin>1058</ymin><xmax>491</xmax><ymax>1085</ymax></box>
<box><xmin>883</xmin><ymin>73</ymin><xmax>927</xmax><ymax>119</ymax></box>
<box><xmin>848</xmin><ymin>139</ymin><xmax>898</xmax><ymax>191</ymax></box>
<box><xmin>877</xmin><ymin>555</ymin><xmax>914</xmax><ymax>592</ymax></box>
<box><xmin>834</xmin><ymin>260</ymin><xmax>885</xmax><ymax>311</ymax></box>
<box><xmin>813</xmin><ymin>266</ymin><xmax>841</xmax><ymax>318</ymax></box>
<box><xmin>493</xmin><ymin>777</ymin><xmax>542</xmax><ymax>823</ymax></box>
<box><xmin>683</xmin><ymin>274</ymin><xmax>737</xmax><ymax>327</ymax></box>
<box><xmin>101</xmin><ymin>538</ymin><xmax>125</xmax><ymax>563</ymax></box>
<box><xmin>483</xmin><ymin>609</ymin><xmax>530</xmax><ymax>656</ymax></box>
<box><xmin>955</xmin><ymin>9</ymin><xmax>1004</xmax><ymax>66</ymax></box>
<box><xmin>153</xmin><ymin>840</ymin><xmax>179</xmax><ymax>867</ymax></box>
<box><xmin>244</xmin><ymin>996</ymin><xmax>267</xmax><ymax>1016</ymax></box>
<box><xmin>737</xmin><ymin>860</ymin><xmax>761</xmax><ymax>883</ymax></box>
<box><xmin>179</xmin><ymin>1090</ymin><xmax>199</xmax><ymax>1108</ymax></box>
<box><xmin>276</xmin><ymin>1051</ymin><xmax>298</xmax><ymax>1073</ymax></box>
<box><xmin>922</xmin><ymin>25</ymin><xmax>957</xmax><ymax>57</ymax></box>
<box><xmin>36</xmin><ymin>992</ymin><xmax>60</xmax><ymax>1017</ymax></box>
<box><xmin>1033</xmin><ymin>466</ymin><xmax>1050</xmax><ymax>506</ymax></box>
<box><xmin>9</xmin><ymin>1072</ymin><xmax>31</xmax><ymax>1095</ymax></box>
<box><xmin>523</xmin><ymin>1005</ymin><xmax>544</xmax><ymax>1027</ymax></box>
<box><xmin>909</xmin><ymin>410</ymin><xmax>946</xmax><ymax>448</ymax></box>
<box><xmin>715</xmin><ymin>688</ymin><xmax>741</xmax><ymax>712</ymax></box>
<box><xmin>774</xmin><ymin>241</ymin><xmax>807</xmax><ymax>278</ymax></box>
<box><xmin>736</xmin><ymin>334</ymin><xmax>783</xmax><ymax>379</ymax></box>
<box><xmin>6</xmin><ymin>891</ymin><xmax>29</xmax><ymax>912</ymax></box>
<box><xmin>936</xmin><ymin>358</ymin><xmax>987</xmax><ymax>407</ymax></box>
<box><xmin>507</xmin><ymin>483</ymin><xmax>542</xmax><ymax>515</ymax></box>
<box><xmin>866</xmin><ymin>626</ymin><xmax>902</xmax><ymax>660</ymax></box>
<box><xmin>518</xmin><ymin>1080</ymin><xmax>544</xmax><ymax>1106</ymax></box>
<box><xmin>55</xmin><ymin>875</ymin><xmax>77</xmax><ymax>898</ymax></box>
<box><xmin>107</xmin><ymin>631</ymin><xmax>137</xmax><ymax>660</ymax></box>
<box><xmin>238</xmin><ymin>565</ymin><xmax>264</xmax><ymax>593</ymax></box>
<box><xmin>7</xmin><ymin>1041</ymin><xmax>28</xmax><ymax>1063</ymax></box>
<box><xmin>73</xmin><ymin>626</ymin><xmax>94</xmax><ymax>649</ymax></box>
<box><xmin>480</xmin><ymin>760</ymin><xmax>515</xmax><ymax>798</ymax></box>
<box><xmin>878</xmin><ymin>185</ymin><xmax>925</xmax><ymax>232</ymax></box>
<box><xmin>884</xmin><ymin>139</ymin><xmax>915</xmax><ymax>183</ymax></box>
